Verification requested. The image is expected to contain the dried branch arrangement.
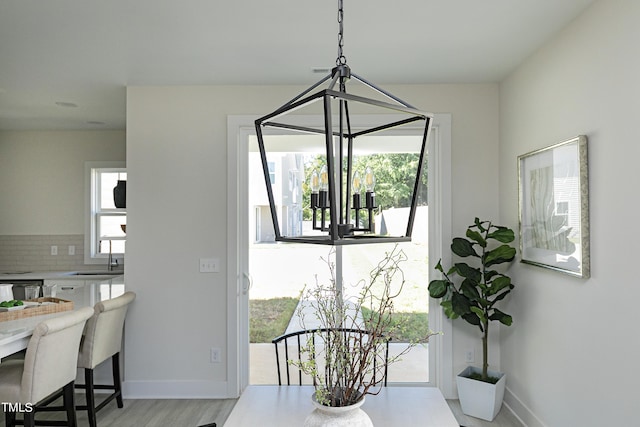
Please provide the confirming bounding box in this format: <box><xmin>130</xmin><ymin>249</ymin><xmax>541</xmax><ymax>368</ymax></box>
<box><xmin>292</xmin><ymin>245</ymin><xmax>438</xmax><ymax>407</ymax></box>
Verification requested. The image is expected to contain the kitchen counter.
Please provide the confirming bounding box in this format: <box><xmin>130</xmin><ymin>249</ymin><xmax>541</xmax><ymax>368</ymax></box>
<box><xmin>0</xmin><ymin>270</ymin><xmax>126</xmax><ymax>385</ymax></box>
<box><xmin>0</xmin><ymin>271</ymin><xmax>125</xmax><ymax>302</ymax></box>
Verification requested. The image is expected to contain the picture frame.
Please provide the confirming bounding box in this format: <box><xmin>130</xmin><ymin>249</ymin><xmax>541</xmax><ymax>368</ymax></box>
<box><xmin>518</xmin><ymin>135</ymin><xmax>590</xmax><ymax>278</ymax></box>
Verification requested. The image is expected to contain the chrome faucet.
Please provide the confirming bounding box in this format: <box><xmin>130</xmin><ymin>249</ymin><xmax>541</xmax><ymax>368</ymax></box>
<box><xmin>107</xmin><ymin>240</ymin><xmax>119</xmax><ymax>271</ymax></box>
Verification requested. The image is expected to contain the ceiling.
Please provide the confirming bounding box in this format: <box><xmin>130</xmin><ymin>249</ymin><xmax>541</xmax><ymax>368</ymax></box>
<box><xmin>0</xmin><ymin>0</ymin><xmax>595</xmax><ymax>131</ymax></box>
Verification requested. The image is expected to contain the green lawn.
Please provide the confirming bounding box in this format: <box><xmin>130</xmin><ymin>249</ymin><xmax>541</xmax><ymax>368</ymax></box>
<box><xmin>250</xmin><ymin>297</ymin><xmax>299</xmax><ymax>343</ymax></box>
<box><xmin>249</xmin><ymin>297</ymin><xmax>429</xmax><ymax>344</ymax></box>
<box><xmin>361</xmin><ymin>307</ymin><xmax>430</xmax><ymax>343</ymax></box>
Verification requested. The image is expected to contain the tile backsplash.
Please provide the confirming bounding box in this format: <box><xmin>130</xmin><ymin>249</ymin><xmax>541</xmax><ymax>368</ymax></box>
<box><xmin>0</xmin><ymin>235</ymin><xmax>86</xmax><ymax>272</ymax></box>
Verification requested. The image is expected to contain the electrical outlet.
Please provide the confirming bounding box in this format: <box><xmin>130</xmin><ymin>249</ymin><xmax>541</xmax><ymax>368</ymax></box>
<box><xmin>68</xmin><ymin>245</ymin><xmax>75</xmax><ymax>256</ymax></box>
<box><xmin>465</xmin><ymin>348</ymin><xmax>475</xmax><ymax>364</ymax></box>
<box><xmin>50</xmin><ymin>245</ymin><xmax>58</xmax><ymax>256</ymax></box>
<box><xmin>210</xmin><ymin>347</ymin><xmax>221</xmax><ymax>363</ymax></box>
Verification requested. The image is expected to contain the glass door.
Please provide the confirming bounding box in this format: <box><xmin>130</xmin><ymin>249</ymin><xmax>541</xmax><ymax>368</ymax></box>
<box><xmin>247</xmin><ymin>132</ymin><xmax>432</xmax><ymax>385</ymax></box>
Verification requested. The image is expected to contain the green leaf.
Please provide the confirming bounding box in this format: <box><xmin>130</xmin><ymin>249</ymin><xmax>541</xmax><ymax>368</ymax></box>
<box><xmin>428</xmin><ymin>280</ymin><xmax>449</xmax><ymax>298</ymax></box>
<box><xmin>484</xmin><ymin>244</ymin><xmax>516</xmax><ymax>267</ymax></box>
<box><xmin>487</xmin><ymin>226</ymin><xmax>515</xmax><ymax>243</ymax></box>
<box><xmin>484</xmin><ymin>270</ymin><xmax>499</xmax><ymax>281</ymax></box>
<box><xmin>491</xmin><ymin>289</ymin><xmax>512</xmax><ymax>304</ymax></box>
<box><xmin>434</xmin><ymin>260</ymin><xmax>444</xmax><ymax>272</ymax></box>
<box><xmin>466</xmin><ymin>229</ymin><xmax>486</xmax><ymax>247</ymax></box>
<box><xmin>455</xmin><ymin>263</ymin><xmax>481</xmax><ymax>283</ymax></box>
<box><xmin>460</xmin><ymin>280</ymin><xmax>481</xmax><ymax>301</ymax></box>
<box><xmin>440</xmin><ymin>300</ymin><xmax>459</xmax><ymax>319</ymax></box>
<box><xmin>451</xmin><ymin>238</ymin><xmax>478</xmax><ymax>258</ymax></box>
<box><xmin>470</xmin><ymin>306</ymin><xmax>487</xmax><ymax>324</ymax></box>
<box><xmin>451</xmin><ymin>292</ymin><xmax>471</xmax><ymax>316</ymax></box>
<box><xmin>477</xmin><ymin>297</ymin><xmax>490</xmax><ymax>308</ymax></box>
<box><xmin>473</xmin><ymin>217</ymin><xmax>486</xmax><ymax>233</ymax></box>
<box><xmin>462</xmin><ymin>312</ymin><xmax>483</xmax><ymax>330</ymax></box>
<box><xmin>489</xmin><ymin>308</ymin><xmax>513</xmax><ymax>326</ymax></box>
<box><xmin>477</xmin><ymin>281</ymin><xmax>488</xmax><ymax>293</ymax></box>
<box><xmin>487</xmin><ymin>276</ymin><xmax>512</xmax><ymax>296</ymax></box>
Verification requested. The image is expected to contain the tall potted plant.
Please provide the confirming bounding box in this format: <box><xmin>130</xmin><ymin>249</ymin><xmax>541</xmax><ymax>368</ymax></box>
<box><xmin>292</xmin><ymin>246</ymin><xmax>436</xmax><ymax>426</ymax></box>
<box><xmin>428</xmin><ymin>218</ymin><xmax>516</xmax><ymax>421</ymax></box>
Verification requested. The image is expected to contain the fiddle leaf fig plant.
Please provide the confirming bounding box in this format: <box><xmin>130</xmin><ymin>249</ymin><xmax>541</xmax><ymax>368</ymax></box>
<box><xmin>428</xmin><ymin>218</ymin><xmax>516</xmax><ymax>382</ymax></box>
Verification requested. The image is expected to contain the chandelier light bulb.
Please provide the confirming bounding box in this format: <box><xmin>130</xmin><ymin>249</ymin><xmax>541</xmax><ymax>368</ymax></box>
<box><xmin>319</xmin><ymin>165</ymin><xmax>329</xmax><ymax>191</ymax></box>
<box><xmin>352</xmin><ymin>171</ymin><xmax>362</xmax><ymax>193</ymax></box>
<box><xmin>310</xmin><ymin>170</ymin><xmax>320</xmax><ymax>193</ymax></box>
<box><xmin>364</xmin><ymin>167</ymin><xmax>375</xmax><ymax>192</ymax></box>
<box><xmin>352</xmin><ymin>171</ymin><xmax>362</xmax><ymax>210</ymax></box>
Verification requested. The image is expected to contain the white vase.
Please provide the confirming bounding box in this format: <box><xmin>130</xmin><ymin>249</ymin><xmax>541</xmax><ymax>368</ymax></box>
<box><xmin>303</xmin><ymin>394</ymin><xmax>373</xmax><ymax>427</ymax></box>
<box><xmin>456</xmin><ymin>366</ymin><xmax>506</xmax><ymax>421</ymax></box>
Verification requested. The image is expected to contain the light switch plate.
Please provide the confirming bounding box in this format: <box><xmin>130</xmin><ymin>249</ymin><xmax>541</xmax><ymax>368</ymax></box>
<box><xmin>199</xmin><ymin>258</ymin><xmax>220</xmax><ymax>273</ymax></box>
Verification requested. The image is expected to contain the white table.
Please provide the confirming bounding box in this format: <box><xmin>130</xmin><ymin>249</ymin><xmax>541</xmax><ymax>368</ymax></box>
<box><xmin>0</xmin><ymin>312</ymin><xmax>67</xmax><ymax>361</ymax></box>
<box><xmin>224</xmin><ymin>385</ymin><xmax>459</xmax><ymax>426</ymax></box>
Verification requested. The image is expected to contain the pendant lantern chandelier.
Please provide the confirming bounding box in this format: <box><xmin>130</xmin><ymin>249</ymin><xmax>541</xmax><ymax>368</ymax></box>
<box><xmin>255</xmin><ymin>0</ymin><xmax>433</xmax><ymax>246</ymax></box>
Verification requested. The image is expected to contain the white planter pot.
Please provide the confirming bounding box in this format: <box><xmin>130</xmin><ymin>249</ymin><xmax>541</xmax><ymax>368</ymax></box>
<box><xmin>456</xmin><ymin>366</ymin><xmax>506</xmax><ymax>421</ymax></box>
<box><xmin>303</xmin><ymin>394</ymin><xmax>373</xmax><ymax>427</ymax></box>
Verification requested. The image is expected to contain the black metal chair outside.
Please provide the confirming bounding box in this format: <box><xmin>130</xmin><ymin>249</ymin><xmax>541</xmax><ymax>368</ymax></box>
<box><xmin>271</xmin><ymin>328</ymin><xmax>390</xmax><ymax>387</ymax></box>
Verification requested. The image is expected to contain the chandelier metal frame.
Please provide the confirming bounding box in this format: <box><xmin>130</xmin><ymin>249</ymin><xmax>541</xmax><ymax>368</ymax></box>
<box><xmin>254</xmin><ymin>0</ymin><xmax>433</xmax><ymax>246</ymax></box>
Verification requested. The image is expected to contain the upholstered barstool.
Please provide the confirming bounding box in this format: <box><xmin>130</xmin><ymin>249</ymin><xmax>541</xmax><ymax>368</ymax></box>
<box><xmin>75</xmin><ymin>291</ymin><xmax>136</xmax><ymax>427</ymax></box>
<box><xmin>0</xmin><ymin>307</ymin><xmax>94</xmax><ymax>427</ymax></box>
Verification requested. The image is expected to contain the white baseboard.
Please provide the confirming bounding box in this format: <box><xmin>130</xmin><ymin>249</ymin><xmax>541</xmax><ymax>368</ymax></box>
<box><xmin>503</xmin><ymin>386</ymin><xmax>547</xmax><ymax>427</ymax></box>
<box><xmin>122</xmin><ymin>380</ymin><xmax>230</xmax><ymax>399</ymax></box>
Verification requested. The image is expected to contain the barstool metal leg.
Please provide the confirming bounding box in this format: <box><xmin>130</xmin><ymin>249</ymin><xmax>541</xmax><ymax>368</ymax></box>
<box><xmin>84</xmin><ymin>368</ymin><xmax>98</xmax><ymax>427</ymax></box>
<box><xmin>64</xmin><ymin>381</ymin><xmax>78</xmax><ymax>427</ymax></box>
<box><xmin>112</xmin><ymin>352</ymin><xmax>123</xmax><ymax>408</ymax></box>
<box><xmin>23</xmin><ymin>409</ymin><xmax>35</xmax><ymax>427</ymax></box>
<box><xmin>5</xmin><ymin>411</ymin><xmax>16</xmax><ymax>427</ymax></box>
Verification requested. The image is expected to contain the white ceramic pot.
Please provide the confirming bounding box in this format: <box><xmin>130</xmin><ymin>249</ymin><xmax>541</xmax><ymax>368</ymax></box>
<box><xmin>303</xmin><ymin>394</ymin><xmax>373</xmax><ymax>427</ymax></box>
<box><xmin>456</xmin><ymin>366</ymin><xmax>506</xmax><ymax>421</ymax></box>
<box><xmin>0</xmin><ymin>284</ymin><xmax>14</xmax><ymax>302</ymax></box>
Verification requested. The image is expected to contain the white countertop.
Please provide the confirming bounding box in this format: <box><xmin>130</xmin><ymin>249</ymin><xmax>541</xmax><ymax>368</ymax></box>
<box><xmin>0</xmin><ymin>312</ymin><xmax>66</xmax><ymax>359</ymax></box>
<box><xmin>0</xmin><ymin>281</ymin><xmax>126</xmax><ymax>361</ymax></box>
<box><xmin>0</xmin><ymin>270</ymin><xmax>124</xmax><ymax>281</ymax></box>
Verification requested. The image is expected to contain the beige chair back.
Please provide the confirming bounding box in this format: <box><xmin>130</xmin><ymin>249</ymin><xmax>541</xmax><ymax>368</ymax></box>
<box><xmin>78</xmin><ymin>291</ymin><xmax>136</xmax><ymax>370</ymax></box>
<box><xmin>21</xmin><ymin>306</ymin><xmax>94</xmax><ymax>404</ymax></box>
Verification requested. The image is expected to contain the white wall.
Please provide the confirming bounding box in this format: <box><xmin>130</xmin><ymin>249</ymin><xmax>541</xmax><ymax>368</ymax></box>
<box><xmin>499</xmin><ymin>1</ymin><xmax>640</xmax><ymax>425</ymax></box>
<box><xmin>124</xmin><ymin>83</ymin><xmax>500</xmax><ymax>397</ymax></box>
<box><xmin>0</xmin><ymin>130</ymin><xmax>126</xmax><ymax>235</ymax></box>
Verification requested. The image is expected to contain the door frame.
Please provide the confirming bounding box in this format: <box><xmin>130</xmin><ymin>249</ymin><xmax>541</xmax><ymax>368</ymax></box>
<box><xmin>227</xmin><ymin>114</ymin><xmax>452</xmax><ymax>397</ymax></box>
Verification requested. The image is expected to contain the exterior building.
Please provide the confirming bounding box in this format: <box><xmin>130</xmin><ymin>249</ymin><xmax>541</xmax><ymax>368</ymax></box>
<box><xmin>249</xmin><ymin>152</ymin><xmax>304</xmax><ymax>243</ymax></box>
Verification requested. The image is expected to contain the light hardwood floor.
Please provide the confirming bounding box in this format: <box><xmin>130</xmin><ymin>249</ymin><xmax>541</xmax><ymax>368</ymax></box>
<box><xmin>447</xmin><ymin>400</ymin><xmax>524</xmax><ymax>427</ymax></box>
<box><xmin>0</xmin><ymin>397</ymin><xmax>236</xmax><ymax>427</ymax></box>
<box><xmin>1</xmin><ymin>395</ymin><xmax>523</xmax><ymax>426</ymax></box>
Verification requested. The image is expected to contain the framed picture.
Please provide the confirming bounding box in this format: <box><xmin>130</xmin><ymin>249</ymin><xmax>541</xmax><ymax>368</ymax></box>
<box><xmin>518</xmin><ymin>135</ymin><xmax>590</xmax><ymax>278</ymax></box>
